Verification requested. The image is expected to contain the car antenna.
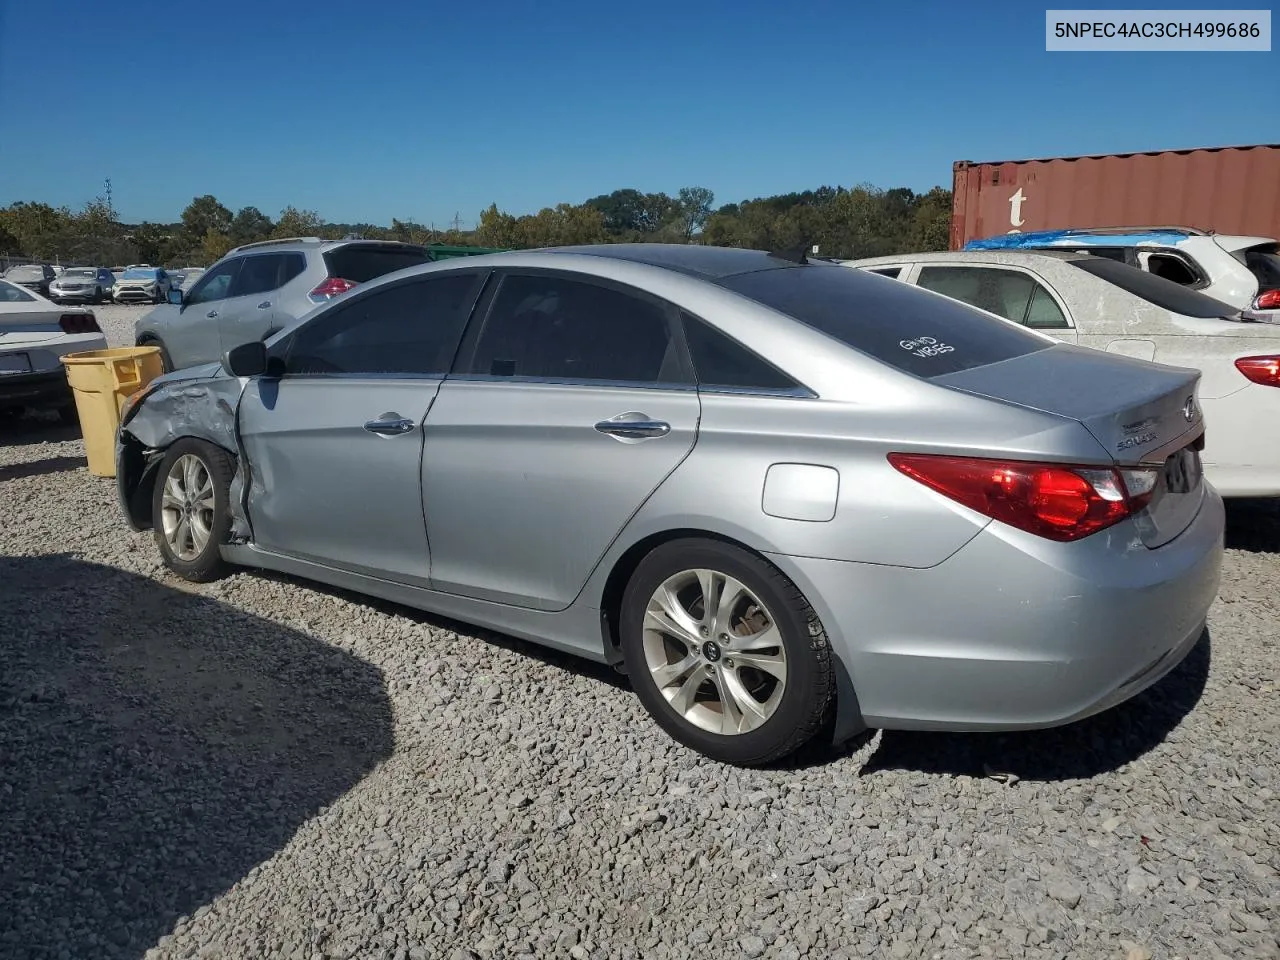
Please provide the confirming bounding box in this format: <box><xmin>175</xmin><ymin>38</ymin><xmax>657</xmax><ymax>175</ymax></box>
<box><xmin>768</xmin><ymin>242</ymin><xmax>810</xmax><ymax>264</ymax></box>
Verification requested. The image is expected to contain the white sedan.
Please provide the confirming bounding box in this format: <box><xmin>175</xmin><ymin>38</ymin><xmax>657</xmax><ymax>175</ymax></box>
<box><xmin>845</xmin><ymin>250</ymin><xmax>1280</xmax><ymax>498</ymax></box>
<box><xmin>0</xmin><ymin>279</ymin><xmax>107</xmax><ymax>421</ymax></box>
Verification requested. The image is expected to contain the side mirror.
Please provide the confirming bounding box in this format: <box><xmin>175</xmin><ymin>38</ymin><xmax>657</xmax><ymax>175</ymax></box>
<box><xmin>166</xmin><ymin>288</ymin><xmax>184</xmax><ymax>306</ymax></box>
<box><xmin>224</xmin><ymin>341</ymin><xmax>269</xmax><ymax>378</ymax></box>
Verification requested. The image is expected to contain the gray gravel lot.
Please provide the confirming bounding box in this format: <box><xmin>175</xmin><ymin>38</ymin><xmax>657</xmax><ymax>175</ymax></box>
<box><xmin>1</xmin><ymin>303</ymin><xmax>1277</xmax><ymax>959</ymax></box>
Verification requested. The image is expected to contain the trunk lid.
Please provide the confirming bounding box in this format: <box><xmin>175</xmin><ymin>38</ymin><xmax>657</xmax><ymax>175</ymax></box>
<box><xmin>935</xmin><ymin>344</ymin><xmax>1205</xmax><ymax>547</ymax></box>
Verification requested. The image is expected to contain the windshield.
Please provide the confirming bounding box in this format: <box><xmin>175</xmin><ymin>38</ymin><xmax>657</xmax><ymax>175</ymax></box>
<box><xmin>4</xmin><ymin>265</ymin><xmax>45</xmax><ymax>280</ymax></box>
<box><xmin>1066</xmin><ymin>257</ymin><xmax>1240</xmax><ymax>318</ymax></box>
<box><xmin>121</xmin><ymin>268</ymin><xmax>159</xmax><ymax>280</ymax></box>
<box><xmin>716</xmin><ymin>262</ymin><xmax>1050</xmax><ymax>379</ymax></box>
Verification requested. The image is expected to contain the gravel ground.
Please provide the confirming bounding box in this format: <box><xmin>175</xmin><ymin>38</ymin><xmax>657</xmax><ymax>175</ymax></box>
<box><xmin>1</xmin><ymin>304</ymin><xmax>1277</xmax><ymax>959</ymax></box>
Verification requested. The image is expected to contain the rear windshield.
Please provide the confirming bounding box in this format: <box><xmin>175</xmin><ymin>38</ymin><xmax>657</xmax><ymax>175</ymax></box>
<box><xmin>717</xmin><ymin>263</ymin><xmax>1050</xmax><ymax>378</ymax></box>
<box><xmin>1244</xmin><ymin>247</ymin><xmax>1280</xmax><ymax>291</ymax></box>
<box><xmin>323</xmin><ymin>244</ymin><xmax>430</xmax><ymax>283</ymax></box>
<box><xmin>5</xmin><ymin>265</ymin><xmax>45</xmax><ymax>279</ymax></box>
<box><xmin>1066</xmin><ymin>256</ymin><xmax>1238</xmax><ymax>318</ymax></box>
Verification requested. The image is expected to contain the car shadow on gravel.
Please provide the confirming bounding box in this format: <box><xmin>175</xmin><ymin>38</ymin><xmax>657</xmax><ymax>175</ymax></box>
<box><xmin>251</xmin><ymin>568</ymin><xmax>633</xmax><ymax>692</ymax></box>
<box><xmin>856</xmin><ymin>628</ymin><xmax>1211</xmax><ymax>782</ymax></box>
<box><xmin>0</xmin><ymin>454</ymin><xmax>87</xmax><ymax>481</ymax></box>
<box><xmin>0</xmin><ymin>554</ymin><xmax>394</xmax><ymax>960</ymax></box>
<box><xmin>0</xmin><ymin>414</ymin><xmax>81</xmax><ymax>446</ymax></box>
<box><xmin>1224</xmin><ymin>499</ymin><xmax>1280</xmax><ymax>552</ymax></box>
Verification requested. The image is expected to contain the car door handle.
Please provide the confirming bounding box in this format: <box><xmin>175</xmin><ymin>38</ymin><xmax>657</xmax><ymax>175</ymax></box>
<box><xmin>206</xmin><ymin>310</ymin><xmax>218</xmax><ymax>318</ymax></box>
<box><xmin>257</xmin><ymin>301</ymin><xmax>271</xmax><ymax>309</ymax></box>
<box><xmin>363</xmin><ymin>413</ymin><xmax>417</xmax><ymax>437</ymax></box>
<box><xmin>594</xmin><ymin>414</ymin><xmax>671</xmax><ymax>440</ymax></box>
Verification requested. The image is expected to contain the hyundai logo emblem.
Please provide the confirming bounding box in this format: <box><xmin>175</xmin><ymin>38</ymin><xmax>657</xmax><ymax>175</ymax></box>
<box><xmin>1182</xmin><ymin>396</ymin><xmax>1196</xmax><ymax>422</ymax></box>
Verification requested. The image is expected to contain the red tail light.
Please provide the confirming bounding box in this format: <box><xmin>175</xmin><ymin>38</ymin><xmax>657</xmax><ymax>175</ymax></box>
<box><xmin>308</xmin><ymin>277</ymin><xmax>357</xmax><ymax>302</ymax></box>
<box><xmin>1254</xmin><ymin>289</ymin><xmax>1280</xmax><ymax>310</ymax></box>
<box><xmin>1235</xmin><ymin>355</ymin><xmax>1280</xmax><ymax>387</ymax></box>
<box><xmin>58</xmin><ymin>312</ymin><xmax>101</xmax><ymax>334</ymax></box>
<box><xmin>888</xmin><ymin>453</ymin><xmax>1158</xmax><ymax>542</ymax></box>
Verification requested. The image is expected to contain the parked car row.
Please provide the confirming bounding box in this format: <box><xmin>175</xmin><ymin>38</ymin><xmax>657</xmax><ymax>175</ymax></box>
<box><xmin>115</xmin><ymin>243</ymin><xmax>1223</xmax><ymax>766</ymax></box>
<box><xmin>2</xmin><ymin>262</ymin><xmax>208</xmax><ymax>305</ymax></box>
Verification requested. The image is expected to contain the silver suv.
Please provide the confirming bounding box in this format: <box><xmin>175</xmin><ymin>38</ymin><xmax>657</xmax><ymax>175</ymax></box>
<box><xmin>134</xmin><ymin>237</ymin><xmax>431</xmax><ymax>371</ymax></box>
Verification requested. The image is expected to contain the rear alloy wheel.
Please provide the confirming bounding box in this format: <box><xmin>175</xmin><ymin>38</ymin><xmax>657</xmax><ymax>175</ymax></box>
<box><xmin>152</xmin><ymin>438</ymin><xmax>235</xmax><ymax>582</ymax></box>
<box><xmin>620</xmin><ymin>539</ymin><xmax>834</xmax><ymax>766</ymax></box>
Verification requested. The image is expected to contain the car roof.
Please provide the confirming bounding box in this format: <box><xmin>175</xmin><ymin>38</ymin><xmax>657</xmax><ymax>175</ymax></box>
<box><xmin>536</xmin><ymin>242</ymin><xmax>807</xmax><ymax>280</ymax></box>
<box><xmin>224</xmin><ymin>237</ymin><xmax>428</xmax><ymax>257</ymax></box>
<box><xmin>847</xmin><ymin>250</ymin><xmax>1088</xmax><ymax>268</ymax></box>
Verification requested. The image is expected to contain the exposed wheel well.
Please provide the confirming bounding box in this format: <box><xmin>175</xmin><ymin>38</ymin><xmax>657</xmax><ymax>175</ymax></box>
<box><xmin>119</xmin><ymin>432</ymin><xmax>238</xmax><ymax>531</ymax></box>
<box><xmin>599</xmin><ymin>529</ymin><xmax>779</xmax><ymax>659</ymax></box>
<box><xmin>598</xmin><ymin>527</ymin><xmax>868</xmax><ymax>746</ymax></box>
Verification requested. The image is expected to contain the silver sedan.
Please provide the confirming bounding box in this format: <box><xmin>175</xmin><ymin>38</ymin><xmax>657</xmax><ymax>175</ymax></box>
<box><xmin>114</xmin><ymin>244</ymin><xmax>1224</xmax><ymax>765</ymax></box>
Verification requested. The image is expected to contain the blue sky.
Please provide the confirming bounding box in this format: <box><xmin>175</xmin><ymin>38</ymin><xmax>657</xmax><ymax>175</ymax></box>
<box><xmin>0</xmin><ymin>0</ymin><xmax>1275</xmax><ymax>226</ymax></box>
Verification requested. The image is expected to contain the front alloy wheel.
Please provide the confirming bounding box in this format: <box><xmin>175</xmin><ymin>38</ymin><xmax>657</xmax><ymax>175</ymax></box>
<box><xmin>152</xmin><ymin>438</ymin><xmax>235</xmax><ymax>582</ymax></box>
<box><xmin>160</xmin><ymin>453</ymin><xmax>215</xmax><ymax>561</ymax></box>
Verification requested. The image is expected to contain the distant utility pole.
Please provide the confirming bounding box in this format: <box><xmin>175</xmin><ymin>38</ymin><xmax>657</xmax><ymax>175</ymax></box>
<box><xmin>450</xmin><ymin>212</ymin><xmax>463</xmax><ymax>232</ymax></box>
<box><xmin>104</xmin><ymin>177</ymin><xmax>113</xmax><ymax>213</ymax></box>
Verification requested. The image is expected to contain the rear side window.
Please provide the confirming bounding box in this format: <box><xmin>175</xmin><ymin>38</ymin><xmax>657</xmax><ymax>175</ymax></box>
<box><xmin>1067</xmin><ymin>257</ymin><xmax>1238</xmax><ymax>318</ymax></box>
<box><xmin>915</xmin><ymin>266</ymin><xmax>1069</xmax><ymax>330</ymax></box>
<box><xmin>866</xmin><ymin>266</ymin><xmax>902</xmax><ymax>279</ymax></box>
<box><xmin>285</xmin><ymin>273</ymin><xmax>484</xmax><ymax>376</ymax></box>
<box><xmin>1244</xmin><ymin>247</ymin><xmax>1280</xmax><ymax>291</ymax></box>
<box><xmin>682</xmin><ymin>312</ymin><xmax>800</xmax><ymax>392</ymax></box>
<box><xmin>468</xmin><ymin>273</ymin><xmax>684</xmax><ymax>384</ymax></box>
<box><xmin>323</xmin><ymin>244</ymin><xmax>430</xmax><ymax>283</ymax></box>
<box><xmin>229</xmin><ymin>252</ymin><xmax>307</xmax><ymax>297</ymax></box>
<box><xmin>717</xmin><ymin>263</ymin><xmax>1050</xmax><ymax>378</ymax></box>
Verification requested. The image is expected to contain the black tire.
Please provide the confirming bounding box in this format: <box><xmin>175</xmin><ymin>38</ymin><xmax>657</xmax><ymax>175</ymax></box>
<box><xmin>138</xmin><ymin>336</ymin><xmax>173</xmax><ymax>373</ymax></box>
<box><xmin>620</xmin><ymin>538</ymin><xmax>834</xmax><ymax>766</ymax></box>
<box><xmin>151</xmin><ymin>438</ymin><xmax>236</xmax><ymax>582</ymax></box>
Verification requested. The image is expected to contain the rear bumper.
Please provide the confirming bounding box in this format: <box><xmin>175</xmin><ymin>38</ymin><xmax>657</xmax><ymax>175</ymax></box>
<box><xmin>114</xmin><ymin>287</ymin><xmax>159</xmax><ymax>301</ymax></box>
<box><xmin>770</xmin><ymin>487</ymin><xmax>1224</xmax><ymax>731</ymax></box>
<box><xmin>0</xmin><ymin>367</ymin><xmax>71</xmax><ymax>407</ymax></box>
<box><xmin>1201</xmin><ymin>384</ymin><xmax>1280</xmax><ymax>497</ymax></box>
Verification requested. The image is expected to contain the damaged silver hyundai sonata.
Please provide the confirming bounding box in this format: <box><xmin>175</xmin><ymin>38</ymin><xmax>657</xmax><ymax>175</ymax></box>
<box><xmin>115</xmin><ymin>243</ymin><xmax>1225</xmax><ymax>766</ymax></box>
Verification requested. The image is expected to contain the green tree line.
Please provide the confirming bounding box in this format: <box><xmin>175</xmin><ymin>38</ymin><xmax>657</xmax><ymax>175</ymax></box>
<box><xmin>0</xmin><ymin>182</ymin><xmax>952</xmax><ymax>267</ymax></box>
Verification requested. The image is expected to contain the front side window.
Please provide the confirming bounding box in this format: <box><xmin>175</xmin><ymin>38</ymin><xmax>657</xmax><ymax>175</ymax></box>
<box><xmin>185</xmin><ymin>259</ymin><xmax>240</xmax><ymax>305</ymax></box>
<box><xmin>285</xmin><ymin>273</ymin><xmax>484</xmax><ymax>377</ymax></box>
<box><xmin>468</xmin><ymin>273</ymin><xmax>684</xmax><ymax>384</ymax></box>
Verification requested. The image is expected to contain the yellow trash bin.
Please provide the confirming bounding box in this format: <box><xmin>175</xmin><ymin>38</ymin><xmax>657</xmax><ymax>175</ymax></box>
<box><xmin>60</xmin><ymin>346</ymin><xmax>164</xmax><ymax>478</ymax></box>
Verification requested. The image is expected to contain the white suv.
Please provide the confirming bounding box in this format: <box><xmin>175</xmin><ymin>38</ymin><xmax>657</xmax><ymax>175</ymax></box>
<box><xmin>965</xmin><ymin>227</ymin><xmax>1280</xmax><ymax>318</ymax></box>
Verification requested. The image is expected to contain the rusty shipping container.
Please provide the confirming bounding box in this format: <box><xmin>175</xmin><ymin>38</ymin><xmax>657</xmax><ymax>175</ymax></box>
<box><xmin>951</xmin><ymin>143</ymin><xmax>1280</xmax><ymax>250</ymax></box>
